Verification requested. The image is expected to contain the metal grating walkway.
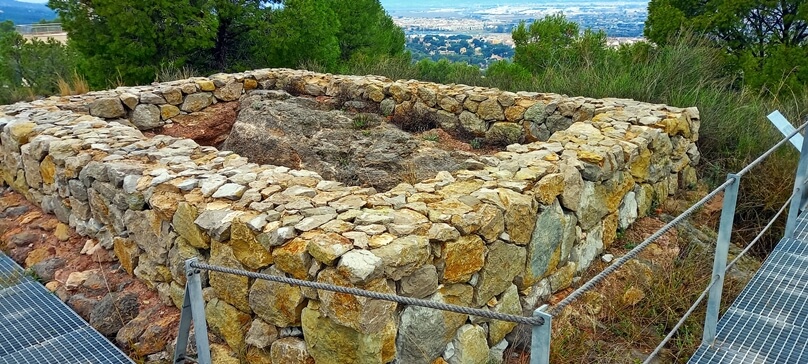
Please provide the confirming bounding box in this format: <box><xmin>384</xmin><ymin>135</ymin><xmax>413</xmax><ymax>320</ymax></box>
<box><xmin>689</xmin><ymin>214</ymin><xmax>808</xmax><ymax>364</ymax></box>
<box><xmin>0</xmin><ymin>252</ymin><xmax>133</xmax><ymax>364</ymax></box>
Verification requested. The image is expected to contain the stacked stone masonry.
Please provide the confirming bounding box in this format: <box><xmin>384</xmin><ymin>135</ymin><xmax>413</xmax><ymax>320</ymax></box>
<box><xmin>0</xmin><ymin>68</ymin><xmax>700</xmax><ymax>364</ymax></box>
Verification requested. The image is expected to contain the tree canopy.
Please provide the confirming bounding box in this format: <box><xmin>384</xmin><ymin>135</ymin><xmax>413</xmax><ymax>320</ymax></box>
<box><xmin>0</xmin><ymin>20</ymin><xmax>79</xmax><ymax>102</ymax></box>
<box><xmin>512</xmin><ymin>14</ymin><xmax>608</xmax><ymax>74</ymax></box>
<box><xmin>47</xmin><ymin>0</ymin><xmax>405</xmax><ymax>88</ymax></box>
<box><xmin>645</xmin><ymin>0</ymin><xmax>808</xmax><ymax>90</ymax></box>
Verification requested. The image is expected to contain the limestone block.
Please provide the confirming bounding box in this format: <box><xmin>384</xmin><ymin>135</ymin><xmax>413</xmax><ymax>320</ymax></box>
<box><xmin>474</xmin><ymin>241</ymin><xmax>526</xmax><ymax>306</ymax></box>
<box><xmin>370</xmin><ymin>235</ymin><xmax>430</xmax><ymax>280</ymax></box>
<box><xmin>477</xmin><ymin>98</ymin><xmax>504</xmax><ymax>121</ymax></box>
<box><xmin>302</xmin><ymin>307</ymin><xmax>397</xmax><ymax>364</ymax></box>
<box><xmin>498</xmin><ymin>188</ymin><xmax>537</xmax><ymax>245</ymax></box>
<box><xmin>317</xmin><ymin>268</ymin><xmax>397</xmax><ymax>334</ymax></box>
<box><xmin>209</xmin><ymin>241</ymin><xmax>251</xmax><ymax>313</ymax></box>
<box><xmin>214</xmin><ymin>82</ymin><xmax>244</xmax><ymax>102</ymax></box>
<box><xmin>397</xmin><ymin>284</ymin><xmax>473</xmax><ymax>364</ymax></box>
<box><xmin>249</xmin><ymin>267</ymin><xmax>305</xmax><ymax>327</ymax></box>
<box><xmin>442</xmin><ymin>235</ymin><xmax>485</xmax><ymax>283</ymax></box>
<box><xmin>131</xmin><ymin>104</ymin><xmax>162</xmax><ymax>130</ymax></box>
<box><xmin>206</xmin><ymin>298</ymin><xmax>251</xmax><ymax>353</ymax></box>
<box><xmin>180</xmin><ymin>92</ymin><xmax>213</xmax><ymax>112</ymax></box>
<box><xmin>270</xmin><ymin>337</ymin><xmax>314</xmax><ymax>364</ymax></box>
<box><xmin>89</xmin><ymin>98</ymin><xmax>125</xmax><ymax>118</ymax></box>
<box><xmin>447</xmin><ymin>324</ymin><xmax>489</xmax><ymax>364</ymax></box>
<box><xmin>272</xmin><ymin>236</ymin><xmax>312</xmax><ymax>280</ymax></box>
<box><xmin>485</xmin><ymin>122</ymin><xmax>523</xmax><ymax>146</ymax></box>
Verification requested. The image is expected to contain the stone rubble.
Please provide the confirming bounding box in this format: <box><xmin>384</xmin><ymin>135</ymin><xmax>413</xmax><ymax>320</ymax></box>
<box><xmin>0</xmin><ymin>68</ymin><xmax>700</xmax><ymax>363</ymax></box>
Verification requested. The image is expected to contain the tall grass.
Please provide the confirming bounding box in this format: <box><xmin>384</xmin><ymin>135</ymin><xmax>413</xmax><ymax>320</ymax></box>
<box><xmin>56</xmin><ymin>71</ymin><xmax>89</xmax><ymax>96</ymax></box>
<box><xmin>154</xmin><ymin>62</ymin><xmax>198</xmax><ymax>83</ymax></box>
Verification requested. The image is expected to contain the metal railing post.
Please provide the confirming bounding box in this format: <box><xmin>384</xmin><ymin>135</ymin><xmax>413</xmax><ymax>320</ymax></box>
<box><xmin>531</xmin><ymin>305</ymin><xmax>552</xmax><ymax>364</ymax></box>
<box><xmin>785</xmin><ymin>129</ymin><xmax>808</xmax><ymax>238</ymax></box>
<box><xmin>172</xmin><ymin>258</ymin><xmax>211</xmax><ymax>364</ymax></box>
<box><xmin>702</xmin><ymin>174</ymin><xmax>740</xmax><ymax>346</ymax></box>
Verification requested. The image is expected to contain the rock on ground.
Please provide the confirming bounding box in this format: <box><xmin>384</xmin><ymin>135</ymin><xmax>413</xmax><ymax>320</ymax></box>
<box><xmin>220</xmin><ymin>93</ymin><xmax>482</xmax><ymax>191</ymax></box>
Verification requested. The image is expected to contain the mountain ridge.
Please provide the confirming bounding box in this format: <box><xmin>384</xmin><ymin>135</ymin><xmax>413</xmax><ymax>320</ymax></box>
<box><xmin>0</xmin><ymin>0</ymin><xmax>56</xmax><ymax>25</ymax></box>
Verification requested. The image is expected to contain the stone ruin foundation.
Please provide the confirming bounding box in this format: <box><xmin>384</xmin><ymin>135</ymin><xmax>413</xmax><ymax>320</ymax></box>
<box><xmin>0</xmin><ymin>68</ymin><xmax>700</xmax><ymax>363</ymax></box>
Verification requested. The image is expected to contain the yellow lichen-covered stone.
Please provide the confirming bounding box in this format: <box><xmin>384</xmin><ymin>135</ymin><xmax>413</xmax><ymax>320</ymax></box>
<box><xmin>301</xmin><ymin>307</ymin><xmax>397</xmax><ymax>364</ymax></box>
<box><xmin>249</xmin><ymin>267</ymin><xmax>305</xmax><ymax>327</ymax></box>
<box><xmin>243</xmin><ymin>78</ymin><xmax>258</xmax><ymax>90</ymax></box>
<box><xmin>8</xmin><ymin>121</ymin><xmax>36</xmax><ymax>144</ymax></box>
<box><xmin>629</xmin><ymin>148</ymin><xmax>652</xmax><ymax>181</ymax></box>
<box><xmin>209</xmin><ymin>241</ymin><xmax>251</xmax><ymax>312</ymax></box>
<box><xmin>148</xmin><ymin>185</ymin><xmax>184</xmax><ymax>221</ymax></box>
<box><xmin>505</xmin><ymin>105</ymin><xmax>526</xmax><ymax>121</ymax></box>
<box><xmin>603</xmin><ymin>172</ymin><xmax>636</xmax><ymax>213</ymax></box>
<box><xmin>270</xmin><ymin>337</ymin><xmax>315</xmax><ymax>364</ymax></box>
<box><xmin>172</xmin><ymin>202</ymin><xmax>209</xmax><ymax>249</ymax></box>
<box><xmin>246</xmin><ymin>346</ymin><xmax>272</xmax><ymax>364</ymax></box>
<box><xmin>196</xmin><ymin>80</ymin><xmax>216</xmax><ymax>91</ymax></box>
<box><xmin>533</xmin><ymin>173</ymin><xmax>565</xmax><ymax>205</ymax></box>
<box><xmin>272</xmin><ymin>237</ymin><xmax>312</xmax><ymax>280</ymax></box>
<box><xmin>209</xmin><ymin>344</ymin><xmax>241</xmax><ymax>364</ymax></box>
<box><xmin>498</xmin><ymin>188</ymin><xmax>537</xmax><ymax>245</ymax></box>
<box><xmin>307</xmin><ymin>232</ymin><xmax>353</xmax><ymax>265</ymax></box>
<box><xmin>443</xmin><ymin>235</ymin><xmax>485</xmax><ymax>283</ymax></box>
<box><xmin>366</xmin><ymin>84</ymin><xmax>385</xmax><ymax>103</ymax></box>
<box><xmin>39</xmin><ymin>155</ymin><xmax>55</xmax><ymax>185</ymax></box>
<box><xmin>577</xmin><ymin>150</ymin><xmax>604</xmax><ymax>165</ymax></box>
<box><xmin>206</xmin><ymin>298</ymin><xmax>251</xmax><ymax>353</ymax></box>
<box><xmin>160</xmin><ymin>104</ymin><xmax>180</xmax><ymax>120</ymax></box>
<box><xmin>317</xmin><ymin>268</ymin><xmax>396</xmax><ymax>334</ymax></box>
<box><xmin>602</xmin><ymin>212</ymin><xmax>619</xmax><ymax>248</ymax></box>
<box><xmin>230</xmin><ymin>219</ymin><xmax>273</xmax><ymax>269</ymax></box>
<box><xmin>113</xmin><ymin>237</ymin><xmax>139</xmax><ymax>275</ymax></box>
<box><xmin>477</xmin><ymin>204</ymin><xmax>504</xmax><ymax>243</ymax></box>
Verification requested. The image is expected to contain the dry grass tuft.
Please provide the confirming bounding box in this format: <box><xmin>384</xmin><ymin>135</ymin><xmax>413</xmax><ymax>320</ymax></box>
<box><xmin>57</xmin><ymin>71</ymin><xmax>89</xmax><ymax>96</ymax></box>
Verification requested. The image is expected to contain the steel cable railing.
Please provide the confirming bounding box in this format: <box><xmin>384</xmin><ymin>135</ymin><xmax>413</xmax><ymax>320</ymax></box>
<box><xmin>642</xmin><ymin>191</ymin><xmax>794</xmax><ymax>363</ymax></box>
<box><xmin>549</xmin><ymin>119</ymin><xmax>808</xmax><ymax>317</ymax></box>
<box><xmin>547</xmin><ymin>177</ymin><xmax>734</xmax><ymax>316</ymax></box>
<box><xmin>189</xmin><ymin>261</ymin><xmax>544</xmax><ymax>326</ymax></box>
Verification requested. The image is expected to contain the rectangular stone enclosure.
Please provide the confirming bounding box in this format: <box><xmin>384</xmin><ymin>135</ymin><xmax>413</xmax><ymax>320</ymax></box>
<box><xmin>0</xmin><ymin>69</ymin><xmax>700</xmax><ymax>364</ymax></box>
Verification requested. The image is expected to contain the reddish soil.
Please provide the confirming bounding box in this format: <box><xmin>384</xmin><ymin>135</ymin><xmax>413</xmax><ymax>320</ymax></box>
<box><xmin>0</xmin><ymin>188</ymin><xmax>179</xmax><ymax>359</ymax></box>
<box><xmin>149</xmin><ymin>102</ymin><xmax>239</xmax><ymax>146</ymax></box>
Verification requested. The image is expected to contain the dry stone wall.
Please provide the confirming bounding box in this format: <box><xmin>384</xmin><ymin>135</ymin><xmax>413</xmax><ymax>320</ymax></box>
<box><xmin>0</xmin><ymin>68</ymin><xmax>700</xmax><ymax>364</ymax></box>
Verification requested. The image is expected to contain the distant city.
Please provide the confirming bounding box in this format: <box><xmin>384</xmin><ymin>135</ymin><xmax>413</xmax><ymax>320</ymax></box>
<box><xmin>380</xmin><ymin>0</ymin><xmax>649</xmax><ymax>67</ymax></box>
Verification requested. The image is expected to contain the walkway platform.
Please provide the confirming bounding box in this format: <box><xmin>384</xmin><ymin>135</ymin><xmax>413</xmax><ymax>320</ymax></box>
<box><xmin>689</xmin><ymin>214</ymin><xmax>808</xmax><ymax>363</ymax></box>
<box><xmin>0</xmin><ymin>253</ymin><xmax>133</xmax><ymax>364</ymax></box>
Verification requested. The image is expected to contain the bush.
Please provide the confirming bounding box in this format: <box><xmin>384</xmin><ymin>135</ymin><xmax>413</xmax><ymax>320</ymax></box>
<box><xmin>484</xmin><ymin>60</ymin><xmax>532</xmax><ymax>90</ymax></box>
<box><xmin>0</xmin><ymin>21</ymin><xmax>83</xmax><ymax>103</ymax></box>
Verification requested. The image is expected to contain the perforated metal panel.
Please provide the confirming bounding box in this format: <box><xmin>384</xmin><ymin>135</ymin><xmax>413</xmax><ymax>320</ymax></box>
<box><xmin>0</xmin><ymin>253</ymin><xmax>133</xmax><ymax>364</ymax></box>
<box><xmin>689</xmin><ymin>216</ymin><xmax>808</xmax><ymax>364</ymax></box>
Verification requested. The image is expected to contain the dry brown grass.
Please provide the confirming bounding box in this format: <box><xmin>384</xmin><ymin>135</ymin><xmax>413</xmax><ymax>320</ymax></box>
<box><xmin>57</xmin><ymin>71</ymin><xmax>89</xmax><ymax>96</ymax></box>
<box><xmin>505</xmin><ymin>190</ymin><xmax>753</xmax><ymax>364</ymax></box>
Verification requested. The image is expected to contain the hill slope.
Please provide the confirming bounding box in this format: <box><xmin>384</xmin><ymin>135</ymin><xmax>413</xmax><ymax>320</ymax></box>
<box><xmin>0</xmin><ymin>0</ymin><xmax>56</xmax><ymax>25</ymax></box>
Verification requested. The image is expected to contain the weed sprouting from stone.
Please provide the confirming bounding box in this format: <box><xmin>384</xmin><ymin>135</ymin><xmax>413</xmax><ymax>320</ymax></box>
<box><xmin>352</xmin><ymin>114</ymin><xmax>371</xmax><ymax>129</ymax></box>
